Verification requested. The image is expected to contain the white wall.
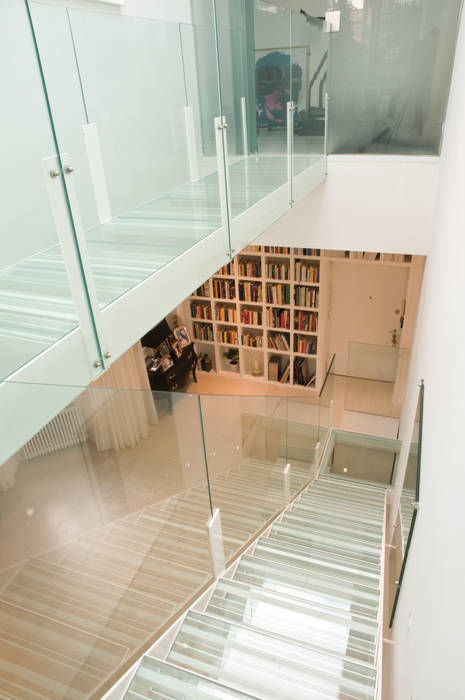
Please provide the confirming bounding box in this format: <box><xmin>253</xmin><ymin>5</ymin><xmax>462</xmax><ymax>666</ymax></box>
<box><xmin>38</xmin><ymin>0</ymin><xmax>192</xmax><ymax>23</ymax></box>
<box><xmin>388</xmin><ymin>8</ymin><xmax>465</xmax><ymax>699</ymax></box>
<box><xmin>255</xmin><ymin>155</ymin><xmax>439</xmax><ymax>255</ymax></box>
<box><xmin>327</xmin><ymin>262</ymin><xmax>409</xmax><ymax>375</ymax></box>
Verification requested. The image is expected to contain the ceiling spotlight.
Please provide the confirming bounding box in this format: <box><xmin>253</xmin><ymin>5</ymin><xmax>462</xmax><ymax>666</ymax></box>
<box><xmin>343</xmin><ymin>467</ymin><xmax>349</xmax><ymax>473</ymax></box>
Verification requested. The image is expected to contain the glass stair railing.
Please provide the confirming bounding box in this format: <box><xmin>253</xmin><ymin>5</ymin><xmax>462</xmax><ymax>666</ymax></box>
<box><xmin>126</xmin><ymin>474</ymin><xmax>386</xmax><ymax>700</ymax></box>
<box><xmin>400</xmin><ymin>488</ymin><xmax>416</xmax><ymax>553</ymax></box>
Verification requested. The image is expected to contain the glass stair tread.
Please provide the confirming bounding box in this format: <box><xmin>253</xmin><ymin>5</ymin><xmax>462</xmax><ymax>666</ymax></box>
<box><xmin>284</xmin><ymin>510</ymin><xmax>384</xmax><ymax>545</ymax></box>
<box><xmin>125</xmin><ymin>656</ymin><xmax>256</xmax><ymax>699</ymax></box>
<box><xmin>279</xmin><ymin>516</ymin><xmax>384</xmax><ymax>559</ymax></box>
<box><xmin>268</xmin><ymin>526</ymin><xmax>382</xmax><ymax>573</ymax></box>
<box><xmin>306</xmin><ymin>483</ymin><xmax>386</xmax><ymax>507</ymax></box>
<box><xmin>298</xmin><ymin>492</ymin><xmax>385</xmax><ymax>520</ymax></box>
<box><xmin>253</xmin><ymin>538</ymin><xmax>381</xmax><ymax>588</ymax></box>
<box><xmin>317</xmin><ymin>475</ymin><xmax>388</xmax><ymax>496</ymax></box>
<box><xmin>234</xmin><ymin>555</ymin><xmax>379</xmax><ymax>619</ymax></box>
<box><xmin>167</xmin><ymin>610</ymin><xmax>377</xmax><ymax>700</ymax></box>
<box><xmin>292</xmin><ymin>500</ymin><xmax>384</xmax><ymax>531</ymax></box>
<box><xmin>206</xmin><ymin>577</ymin><xmax>378</xmax><ymax>665</ymax></box>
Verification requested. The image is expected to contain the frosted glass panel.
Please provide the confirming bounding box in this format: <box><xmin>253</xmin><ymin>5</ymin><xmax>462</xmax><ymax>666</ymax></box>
<box><xmin>327</xmin><ymin>0</ymin><xmax>461</xmax><ymax>154</ymax></box>
<box><xmin>0</xmin><ymin>3</ymin><xmax>95</xmax><ymax>382</ymax></box>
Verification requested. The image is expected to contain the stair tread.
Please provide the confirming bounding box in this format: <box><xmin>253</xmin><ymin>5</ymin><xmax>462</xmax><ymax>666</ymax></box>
<box><xmin>207</xmin><ymin>577</ymin><xmax>378</xmax><ymax>665</ymax></box>
<box><xmin>125</xmin><ymin>656</ymin><xmax>256</xmax><ymax>699</ymax></box>
<box><xmin>234</xmin><ymin>554</ymin><xmax>379</xmax><ymax>618</ymax></box>
<box><xmin>167</xmin><ymin>610</ymin><xmax>376</xmax><ymax>700</ymax></box>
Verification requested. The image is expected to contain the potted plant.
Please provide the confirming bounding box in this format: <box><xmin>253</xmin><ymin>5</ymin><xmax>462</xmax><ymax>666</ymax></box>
<box><xmin>223</xmin><ymin>347</ymin><xmax>240</xmax><ymax>372</ymax></box>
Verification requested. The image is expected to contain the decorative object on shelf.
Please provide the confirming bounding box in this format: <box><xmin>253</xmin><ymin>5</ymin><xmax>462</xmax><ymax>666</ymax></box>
<box><xmin>201</xmin><ymin>354</ymin><xmax>213</xmax><ymax>372</ymax></box>
<box><xmin>171</xmin><ymin>339</ymin><xmax>183</xmax><ymax>358</ymax></box>
<box><xmin>252</xmin><ymin>357</ymin><xmax>262</xmax><ymax>377</ymax></box>
<box><xmin>161</xmin><ymin>354</ymin><xmax>174</xmax><ymax>371</ymax></box>
<box><xmin>224</xmin><ymin>347</ymin><xmax>239</xmax><ymax>371</ymax></box>
<box><xmin>174</xmin><ymin>325</ymin><xmax>191</xmax><ymax>348</ymax></box>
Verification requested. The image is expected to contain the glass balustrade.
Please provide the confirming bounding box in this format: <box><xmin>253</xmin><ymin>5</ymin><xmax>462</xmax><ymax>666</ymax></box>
<box><xmin>0</xmin><ymin>380</ymin><xmax>330</xmax><ymax>697</ymax></box>
<box><xmin>2</xmin><ymin>0</ymin><xmax>330</xmax><ymax>391</ymax></box>
<box><xmin>389</xmin><ymin>379</ymin><xmax>423</xmax><ymax>627</ymax></box>
<box><xmin>29</xmin><ymin>3</ymin><xmax>225</xmax><ymax>311</ymax></box>
<box><xmin>0</xmin><ymin>2</ymin><xmax>101</xmax><ymax>385</ymax></box>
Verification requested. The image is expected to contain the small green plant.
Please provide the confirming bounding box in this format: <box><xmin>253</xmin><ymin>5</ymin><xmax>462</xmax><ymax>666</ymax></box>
<box><xmin>223</xmin><ymin>348</ymin><xmax>239</xmax><ymax>363</ymax></box>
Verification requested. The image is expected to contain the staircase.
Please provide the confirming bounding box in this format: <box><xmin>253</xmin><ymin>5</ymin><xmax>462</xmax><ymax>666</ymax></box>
<box><xmin>0</xmin><ymin>455</ymin><xmax>314</xmax><ymax>699</ymax></box>
<box><xmin>125</xmin><ymin>474</ymin><xmax>387</xmax><ymax>699</ymax></box>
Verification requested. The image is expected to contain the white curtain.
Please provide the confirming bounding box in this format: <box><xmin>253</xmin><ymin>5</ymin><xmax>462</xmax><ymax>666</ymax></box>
<box><xmin>81</xmin><ymin>342</ymin><xmax>158</xmax><ymax>451</ymax></box>
<box><xmin>0</xmin><ymin>453</ymin><xmax>20</xmax><ymax>492</ymax></box>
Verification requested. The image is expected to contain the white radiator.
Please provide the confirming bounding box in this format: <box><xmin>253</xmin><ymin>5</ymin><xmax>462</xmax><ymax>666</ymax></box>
<box><xmin>21</xmin><ymin>405</ymin><xmax>87</xmax><ymax>459</ymax></box>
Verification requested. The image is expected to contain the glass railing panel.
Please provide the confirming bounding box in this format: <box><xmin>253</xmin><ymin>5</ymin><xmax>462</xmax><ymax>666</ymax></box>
<box><xmin>0</xmin><ymin>2</ymin><xmax>100</xmax><ymax>383</ymax></box>
<box><xmin>0</xmin><ymin>384</ymin><xmax>214</xmax><ymax>699</ymax></box>
<box><xmin>327</xmin><ymin>0</ymin><xmax>462</xmax><ymax>155</ymax></box>
<box><xmin>390</xmin><ymin>380</ymin><xmax>423</xmax><ymax>627</ymax></box>
<box><xmin>180</xmin><ymin>22</ymin><xmax>223</xmax><ymax>180</ymax></box>
<box><xmin>286</xmin><ymin>396</ymin><xmax>321</xmax><ymax>467</ymax></box>
<box><xmin>200</xmin><ymin>394</ymin><xmax>304</xmax><ymax>562</ymax></box>
<box><xmin>29</xmin><ymin>3</ymin><xmax>224</xmax><ymax>311</ymax></box>
<box><xmin>214</xmin><ymin>0</ymin><xmax>292</xmax><ymax>253</ymax></box>
<box><xmin>290</xmin><ymin>10</ymin><xmax>329</xmax><ymax>177</ymax></box>
<box><xmin>320</xmin><ymin>429</ymin><xmax>401</xmax><ymax>486</ymax></box>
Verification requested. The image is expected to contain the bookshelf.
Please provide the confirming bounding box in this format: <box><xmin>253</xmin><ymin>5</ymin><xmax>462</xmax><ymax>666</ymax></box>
<box><xmin>185</xmin><ymin>245</ymin><xmax>414</xmax><ymax>392</ymax></box>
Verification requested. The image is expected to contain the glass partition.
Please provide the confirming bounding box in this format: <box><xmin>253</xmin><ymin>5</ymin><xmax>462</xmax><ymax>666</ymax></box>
<box><xmin>213</xmin><ymin>0</ymin><xmax>329</xmax><ymax>254</ymax></box>
<box><xmin>0</xmin><ymin>2</ymin><xmax>101</xmax><ymax>383</ymax></box>
<box><xmin>29</xmin><ymin>2</ymin><xmax>224</xmax><ymax>311</ymax></box>
<box><xmin>214</xmin><ymin>0</ymin><xmax>292</xmax><ymax>255</ymax></box>
<box><xmin>327</xmin><ymin>0</ymin><xmax>462</xmax><ymax>155</ymax></box>
<box><xmin>0</xmin><ymin>384</ymin><xmax>213</xmax><ymax>698</ymax></box>
<box><xmin>290</xmin><ymin>10</ymin><xmax>328</xmax><ymax>178</ymax></box>
<box><xmin>390</xmin><ymin>380</ymin><xmax>423</xmax><ymax>627</ymax></box>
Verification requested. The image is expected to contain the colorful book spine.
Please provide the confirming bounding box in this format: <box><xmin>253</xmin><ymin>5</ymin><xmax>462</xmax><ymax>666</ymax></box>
<box><xmin>190</xmin><ymin>302</ymin><xmax>212</xmax><ymax>320</ymax></box>
<box><xmin>295</xmin><ymin>336</ymin><xmax>317</xmax><ymax>354</ymax></box>
<box><xmin>217</xmin><ymin>262</ymin><xmax>233</xmax><ymax>276</ymax></box>
<box><xmin>213</xmin><ymin>278</ymin><xmax>236</xmax><ymax>299</ymax></box>
<box><xmin>267</xmin><ymin>333</ymin><xmax>290</xmax><ymax>351</ymax></box>
<box><xmin>294</xmin><ymin>248</ymin><xmax>320</xmax><ymax>256</ymax></box>
<box><xmin>215</xmin><ymin>305</ymin><xmax>237</xmax><ymax>323</ymax></box>
<box><xmin>265</xmin><ymin>263</ymin><xmax>289</xmax><ymax>280</ymax></box>
<box><xmin>238</xmin><ymin>259</ymin><xmax>261</xmax><ymax>277</ymax></box>
<box><xmin>240</xmin><ymin>308</ymin><xmax>262</xmax><ymax>325</ymax></box>
<box><xmin>294</xmin><ymin>311</ymin><xmax>318</xmax><ymax>332</ymax></box>
<box><xmin>264</xmin><ymin>246</ymin><xmax>290</xmax><ymax>254</ymax></box>
<box><xmin>242</xmin><ymin>333</ymin><xmax>263</xmax><ymax>348</ymax></box>
<box><xmin>238</xmin><ymin>282</ymin><xmax>262</xmax><ymax>302</ymax></box>
<box><xmin>266</xmin><ymin>284</ymin><xmax>290</xmax><ymax>305</ymax></box>
<box><xmin>193</xmin><ymin>323</ymin><xmax>214</xmax><ymax>342</ymax></box>
<box><xmin>217</xmin><ymin>328</ymin><xmax>238</xmax><ymax>345</ymax></box>
<box><xmin>294</xmin><ymin>285</ymin><xmax>319</xmax><ymax>308</ymax></box>
<box><xmin>294</xmin><ymin>262</ymin><xmax>320</xmax><ymax>283</ymax></box>
<box><xmin>192</xmin><ymin>283</ymin><xmax>210</xmax><ymax>297</ymax></box>
<box><xmin>267</xmin><ymin>308</ymin><xmax>290</xmax><ymax>329</ymax></box>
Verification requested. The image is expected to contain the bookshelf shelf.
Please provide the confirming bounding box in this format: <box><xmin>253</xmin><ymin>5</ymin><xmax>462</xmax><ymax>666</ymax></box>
<box><xmin>185</xmin><ymin>244</ymin><xmax>419</xmax><ymax>393</ymax></box>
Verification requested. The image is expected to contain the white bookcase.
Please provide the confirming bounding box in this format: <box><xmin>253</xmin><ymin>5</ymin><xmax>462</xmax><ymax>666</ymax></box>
<box><xmin>184</xmin><ymin>246</ymin><xmax>414</xmax><ymax>394</ymax></box>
